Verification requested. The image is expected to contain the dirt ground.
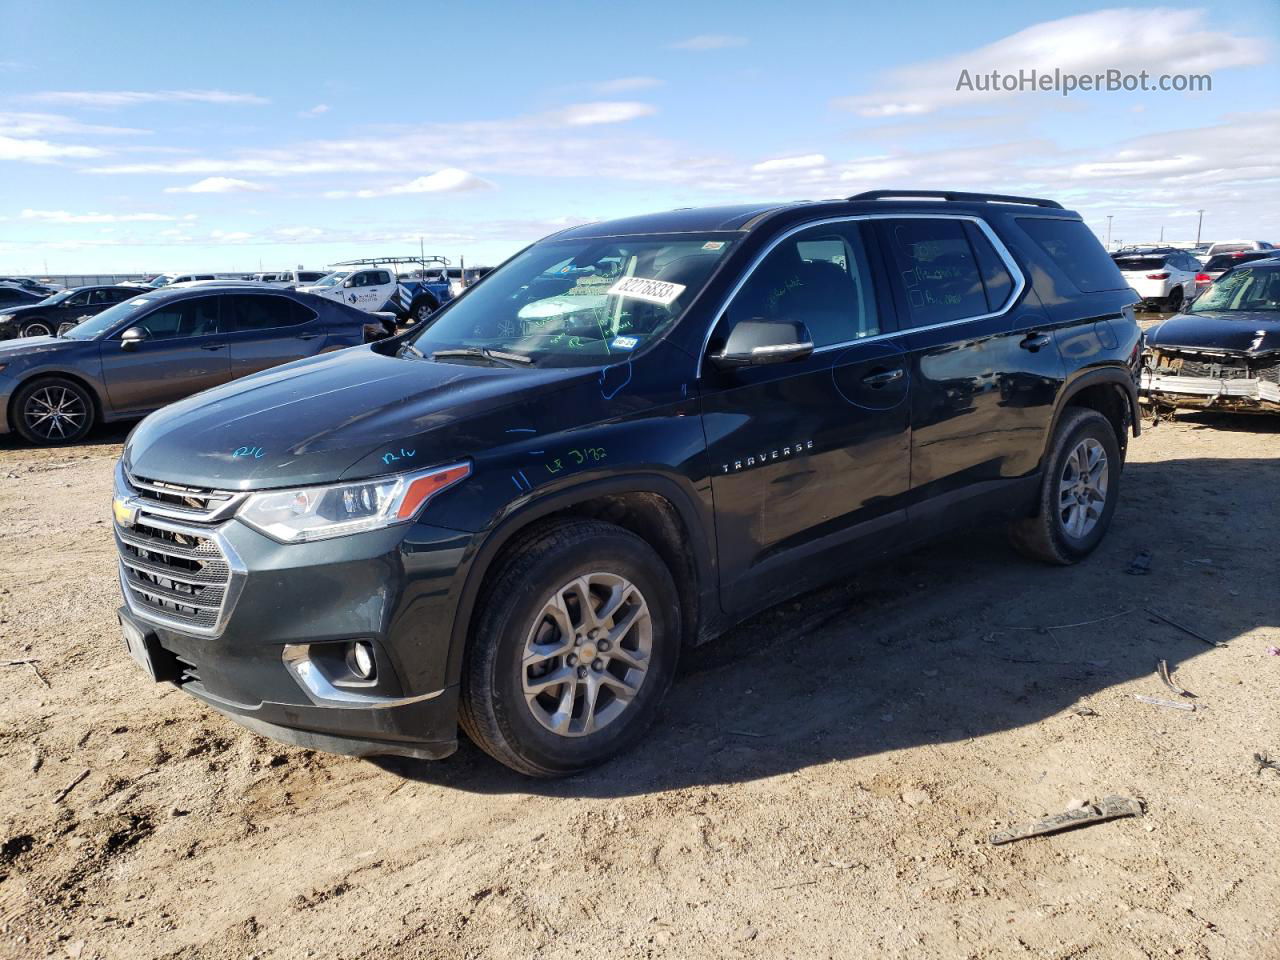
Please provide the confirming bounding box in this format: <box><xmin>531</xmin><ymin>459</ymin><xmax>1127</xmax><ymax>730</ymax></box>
<box><xmin>2</xmin><ymin>397</ymin><xmax>1279</xmax><ymax>958</ymax></box>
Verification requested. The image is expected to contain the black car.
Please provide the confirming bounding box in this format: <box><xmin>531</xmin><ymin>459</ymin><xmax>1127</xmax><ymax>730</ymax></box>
<box><xmin>0</xmin><ymin>284</ymin><xmax>143</xmax><ymax>340</ymax></box>
<box><xmin>0</xmin><ymin>285</ymin><xmax>45</xmax><ymax>313</ymax></box>
<box><xmin>0</xmin><ymin>277</ymin><xmax>60</xmax><ymax>297</ymax></box>
<box><xmin>1194</xmin><ymin>249</ymin><xmax>1280</xmax><ymax>295</ymax></box>
<box><xmin>111</xmin><ymin>190</ymin><xmax>1141</xmax><ymax>776</ymax></box>
<box><xmin>1144</xmin><ymin>257</ymin><xmax>1280</xmax><ymax>413</ymax></box>
<box><xmin>0</xmin><ymin>285</ymin><xmax>374</xmax><ymax>445</ymax></box>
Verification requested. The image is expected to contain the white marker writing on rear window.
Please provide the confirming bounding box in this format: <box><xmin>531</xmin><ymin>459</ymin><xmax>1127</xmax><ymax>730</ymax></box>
<box><xmin>607</xmin><ymin>276</ymin><xmax>686</xmax><ymax>306</ymax></box>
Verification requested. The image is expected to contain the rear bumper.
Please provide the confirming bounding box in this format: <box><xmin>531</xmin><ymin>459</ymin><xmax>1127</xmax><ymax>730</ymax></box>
<box><xmin>1141</xmin><ymin>370</ymin><xmax>1280</xmax><ymax>413</ymax></box>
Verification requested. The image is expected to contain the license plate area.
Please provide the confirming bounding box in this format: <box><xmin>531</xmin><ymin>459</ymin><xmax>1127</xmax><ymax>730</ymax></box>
<box><xmin>118</xmin><ymin>612</ymin><xmax>180</xmax><ymax>683</ymax></box>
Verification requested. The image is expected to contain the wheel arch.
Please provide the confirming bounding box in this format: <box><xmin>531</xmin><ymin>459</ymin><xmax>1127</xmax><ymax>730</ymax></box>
<box><xmin>1044</xmin><ymin>366</ymin><xmax>1140</xmax><ymax>467</ymax></box>
<box><xmin>443</xmin><ymin>473</ymin><xmax>717</xmax><ymax>688</ymax></box>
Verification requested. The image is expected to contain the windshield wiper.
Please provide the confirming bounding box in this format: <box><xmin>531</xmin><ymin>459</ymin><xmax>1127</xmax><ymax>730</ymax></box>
<box><xmin>431</xmin><ymin>347</ymin><xmax>533</xmax><ymax>367</ymax></box>
<box><xmin>399</xmin><ymin>342</ymin><xmax>426</xmax><ymax>360</ymax></box>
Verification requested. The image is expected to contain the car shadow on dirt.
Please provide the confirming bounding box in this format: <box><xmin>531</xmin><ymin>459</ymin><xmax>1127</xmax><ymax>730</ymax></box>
<box><xmin>377</xmin><ymin>450</ymin><xmax>1278</xmax><ymax>796</ymax></box>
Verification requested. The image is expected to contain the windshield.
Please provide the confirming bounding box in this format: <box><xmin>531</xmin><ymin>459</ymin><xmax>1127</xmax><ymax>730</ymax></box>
<box><xmin>405</xmin><ymin>234</ymin><xmax>736</xmax><ymax>367</ymax></box>
<box><xmin>149</xmin><ymin>275</ymin><xmax>175</xmax><ymax>288</ymax></box>
<box><xmin>309</xmin><ymin>271</ymin><xmax>349</xmax><ymax>288</ymax></box>
<box><xmin>61</xmin><ymin>296</ymin><xmax>154</xmax><ymax>339</ymax></box>
<box><xmin>1190</xmin><ymin>267</ymin><xmax>1280</xmax><ymax>314</ymax></box>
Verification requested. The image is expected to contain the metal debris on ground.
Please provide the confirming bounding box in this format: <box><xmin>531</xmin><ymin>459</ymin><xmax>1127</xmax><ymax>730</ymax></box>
<box><xmin>990</xmin><ymin>796</ymin><xmax>1145</xmax><ymax>845</ymax></box>
<box><xmin>1145</xmin><ymin>608</ymin><xmax>1227</xmax><ymax>648</ymax></box>
<box><xmin>1156</xmin><ymin>659</ymin><xmax>1194</xmax><ymax>698</ymax></box>
<box><xmin>1135</xmin><ymin>694</ymin><xmax>1197</xmax><ymax>712</ymax></box>
<box><xmin>1127</xmin><ymin>551</ymin><xmax>1152</xmax><ymax>575</ymax></box>
<box><xmin>1255</xmin><ymin>753</ymin><xmax>1280</xmax><ymax>778</ymax></box>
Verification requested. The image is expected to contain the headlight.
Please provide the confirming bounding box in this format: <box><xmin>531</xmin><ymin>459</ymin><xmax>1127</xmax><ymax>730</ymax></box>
<box><xmin>237</xmin><ymin>461</ymin><xmax>470</xmax><ymax>543</ymax></box>
<box><xmin>0</xmin><ymin>314</ymin><xmax>13</xmax><ymax>323</ymax></box>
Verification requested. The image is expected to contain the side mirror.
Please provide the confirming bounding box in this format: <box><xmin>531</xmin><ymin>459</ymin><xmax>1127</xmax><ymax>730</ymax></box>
<box><xmin>711</xmin><ymin>319</ymin><xmax>814</xmax><ymax>367</ymax></box>
<box><xmin>342</xmin><ymin>279</ymin><xmax>355</xmax><ymax>288</ymax></box>
<box><xmin>120</xmin><ymin>326</ymin><xmax>149</xmax><ymax>350</ymax></box>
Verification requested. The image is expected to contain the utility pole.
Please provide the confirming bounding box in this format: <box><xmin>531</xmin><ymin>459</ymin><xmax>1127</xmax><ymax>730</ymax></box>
<box><xmin>1195</xmin><ymin>209</ymin><xmax>1205</xmax><ymax>247</ymax></box>
<box><xmin>1106</xmin><ymin>216</ymin><xmax>1113</xmax><ymax>250</ymax></box>
<box><xmin>1159</xmin><ymin>225</ymin><xmax>1164</xmax><ymax>243</ymax></box>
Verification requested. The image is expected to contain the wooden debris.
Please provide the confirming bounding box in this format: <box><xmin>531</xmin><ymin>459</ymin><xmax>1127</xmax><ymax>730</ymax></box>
<box><xmin>52</xmin><ymin>769</ymin><xmax>90</xmax><ymax>804</ymax></box>
<box><xmin>1135</xmin><ymin>694</ymin><xmax>1197</xmax><ymax>712</ymax></box>
<box><xmin>2</xmin><ymin>658</ymin><xmax>49</xmax><ymax>688</ymax></box>
<box><xmin>991</xmin><ymin>796</ymin><xmax>1145</xmax><ymax>845</ymax></box>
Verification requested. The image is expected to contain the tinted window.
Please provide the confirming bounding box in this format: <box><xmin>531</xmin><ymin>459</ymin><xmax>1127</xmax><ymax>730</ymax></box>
<box><xmin>1113</xmin><ymin>257</ymin><xmax>1168</xmax><ymax>272</ymax></box>
<box><xmin>298</xmin><ymin>271</ymin><xmax>325</xmax><ymax>283</ymax></box>
<box><xmin>131</xmin><ymin>297</ymin><xmax>220</xmax><ymax>340</ymax></box>
<box><xmin>88</xmin><ymin>289</ymin><xmax>116</xmax><ymax>305</ymax></box>
<box><xmin>107</xmin><ymin>288</ymin><xmax>136</xmax><ymax>303</ymax></box>
<box><xmin>725</xmin><ymin>222</ymin><xmax>878</xmax><ymax>347</ymax></box>
<box><xmin>1021</xmin><ymin>218</ymin><xmax>1128</xmax><ymax>293</ymax></box>
<box><xmin>963</xmin><ymin>222</ymin><xmax>1015</xmax><ymax>311</ymax></box>
<box><xmin>880</xmin><ymin>219</ymin><xmax>987</xmax><ymax>327</ymax></box>
<box><xmin>229</xmin><ymin>295</ymin><xmax>314</xmax><ymax>331</ymax></box>
<box><xmin>65</xmin><ymin>291</ymin><xmax>91</xmax><ymax>307</ymax></box>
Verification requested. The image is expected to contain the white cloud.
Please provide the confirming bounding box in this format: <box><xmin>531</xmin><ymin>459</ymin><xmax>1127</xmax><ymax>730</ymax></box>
<box><xmin>0</xmin><ymin>112</ymin><xmax>147</xmax><ymax>137</ymax></box>
<box><xmin>31</xmin><ymin>89</ymin><xmax>268</xmax><ymax>107</ymax></box>
<box><xmin>164</xmin><ymin>176</ymin><xmax>268</xmax><ymax>194</ymax></box>
<box><xmin>274</xmin><ymin>226</ymin><xmax>324</xmax><ymax>239</ymax></box>
<box><xmin>751</xmin><ymin>153</ymin><xmax>827</xmax><ymax>172</ymax></box>
<box><xmin>594</xmin><ymin>76</ymin><xmax>663</xmax><ymax>94</ymax></box>
<box><xmin>548</xmin><ymin>101</ymin><xmax>657</xmax><ymax>126</ymax></box>
<box><xmin>300</xmin><ymin>104</ymin><xmax>330</xmax><ymax>118</ymax></box>
<box><xmin>20</xmin><ymin>208</ymin><xmax>178</xmax><ymax>223</ymax></box>
<box><xmin>210</xmin><ymin>229</ymin><xmax>254</xmax><ymax>242</ymax></box>
<box><xmin>669</xmin><ymin>34</ymin><xmax>748</xmax><ymax>51</ymax></box>
<box><xmin>836</xmin><ymin>8</ymin><xmax>1267</xmax><ymax>117</ymax></box>
<box><xmin>327</xmin><ymin>167</ymin><xmax>495</xmax><ymax>198</ymax></box>
<box><xmin>0</xmin><ymin>135</ymin><xmax>103</xmax><ymax>162</ymax></box>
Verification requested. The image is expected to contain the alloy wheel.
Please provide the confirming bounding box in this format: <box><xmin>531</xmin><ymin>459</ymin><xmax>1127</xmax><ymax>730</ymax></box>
<box><xmin>521</xmin><ymin>572</ymin><xmax>652</xmax><ymax>737</ymax></box>
<box><xmin>20</xmin><ymin>322</ymin><xmax>52</xmax><ymax>338</ymax></box>
<box><xmin>414</xmin><ymin>302</ymin><xmax>434</xmax><ymax>322</ymax></box>
<box><xmin>24</xmin><ymin>385</ymin><xmax>88</xmax><ymax>441</ymax></box>
<box><xmin>1058</xmin><ymin>437</ymin><xmax>1108</xmax><ymax>539</ymax></box>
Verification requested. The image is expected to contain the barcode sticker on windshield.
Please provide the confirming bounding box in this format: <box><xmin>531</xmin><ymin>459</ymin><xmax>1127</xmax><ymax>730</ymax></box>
<box><xmin>607</xmin><ymin>276</ymin><xmax>686</xmax><ymax>306</ymax></box>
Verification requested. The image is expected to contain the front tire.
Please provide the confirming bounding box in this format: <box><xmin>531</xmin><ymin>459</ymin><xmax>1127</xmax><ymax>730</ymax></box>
<box><xmin>12</xmin><ymin>376</ymin><xmax>96</xmax><ymax>445</ymax></box>
<box><xmin>19</xmin><ymin>319</ymin><xmax>52</xmax><ymax>338</ymax></box>
<box><xmin>1164</xmin><ymin>287</ymin><xmax>1184</xmax><ymax>313</ymax></box>
<box><xmin>459</xmin><ymin>520</ymin><xmax>681</xmax><ymax>777</ymax></box>
<box><xmin>1008</xmin><ymin>408</ymin><xmax>1121</xmax><ymax>565</ymax></box>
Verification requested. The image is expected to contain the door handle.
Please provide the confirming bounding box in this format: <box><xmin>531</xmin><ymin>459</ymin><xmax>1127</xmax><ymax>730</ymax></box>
<box><xmin>1020</xmin><ymin>333</ymin><xmax>1051</xmax><ymax>352</ymax></box>
<box><xmin>297</xmin><ymin>334</ymin><xmax>319</xmax><ymax>341</ymax></box>
<box><xmin>862</xmin><ymin>368</ymin><xmax>904</xmax><ymax>387</ymax></box>
<box><xmin>200</xmin><ymin>343</ymin><xmax>226</xmax><ymax>351</ymax></box>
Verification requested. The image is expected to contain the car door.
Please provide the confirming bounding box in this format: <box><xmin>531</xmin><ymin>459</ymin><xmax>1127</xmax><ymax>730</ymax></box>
<box><xmin>700</xmin><ymin>220</ymin><xmax>911</xmax><ymax>614</ymax></box>
<box><xmin>341</xmin><ymin>269</ymin><xmax>395</xmax><ymax>313</ymax></box>
<box><xmin>100</xmin><ymin>295</ymin><xmax>233</xmax><ymax>414</ymax></box>
<box><xmin>224</xmin><ymin>293</ymin><xmax>326</xmax><ymax>378</ymax></box>
<box><xmin>873</xmin><ymin>216</ymin><xmax>1063</xmax><ymax>528</ymax></box>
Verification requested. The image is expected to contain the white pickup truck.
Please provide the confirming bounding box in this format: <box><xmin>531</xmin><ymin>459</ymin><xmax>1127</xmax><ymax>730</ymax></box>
<box><xmin>295</xmin><ymin>256</ymin><xmax>459</xmax><ymax>329</ymax></box>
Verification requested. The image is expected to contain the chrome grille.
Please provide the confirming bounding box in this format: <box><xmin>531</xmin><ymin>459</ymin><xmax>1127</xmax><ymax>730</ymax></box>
<box><xmin>125</xmin><ymin>472</ymin><xmax>246</xmax><ymax>523</ymax></box>
<box><xmin>115</xmin><ymin>505</ymin><xmax>242</xmax><ymax>636</ymax></box>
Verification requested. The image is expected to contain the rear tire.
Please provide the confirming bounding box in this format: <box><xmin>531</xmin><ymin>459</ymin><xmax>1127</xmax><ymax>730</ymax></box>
<box><xmin>410</xmin><ymin>297</ymin><xmax>438</xmax><ymax>325</ymax></box>
<box><xmin>1165</xmin><ymin>287</ymin><xmax>1183</xmax><ymax>313</ymax></box>
<box><xmin>1008</xmin><ymin>408</ymin><xmax>1120</xmax><ymax>566</ymax></box>
<box><xmin>459</xmin><ymin>520</ymin><xmax>681</xmax><ymax>777</ymax></box>
<box><xmin>12</xmin><ymin>376</ymin><xmax>96</xmax><ymax>445</ymax></box>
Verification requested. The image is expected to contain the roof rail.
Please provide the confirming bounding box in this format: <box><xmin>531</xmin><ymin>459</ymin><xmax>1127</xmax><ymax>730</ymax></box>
<box><xmin>847</xmin><ymin>190</ymin><xmax>1063</xmax><ymax>210</ymax></box>
<box><xmin>331</xmin><ymin>255</ymin><xmax>451</xmax><ymax>268</ymax></box>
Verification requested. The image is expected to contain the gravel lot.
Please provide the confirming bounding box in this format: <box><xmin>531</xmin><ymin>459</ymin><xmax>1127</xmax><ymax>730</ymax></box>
<box><xmin>1</xmin><ymin>397</ymin><xmax>1278</xmax><ymax>959</ymax></box>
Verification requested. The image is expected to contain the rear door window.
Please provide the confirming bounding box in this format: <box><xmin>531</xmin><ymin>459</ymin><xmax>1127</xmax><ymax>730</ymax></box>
<box><xmin>962</xmin><ymin>222</ymin><xmax>1015</xmax><ymax>311</ymax></box>
<box><xmin>229</xmin><ymin>295</ymin><xmax>314</xmax><ymax>331</ymax></box>
<box><xmin>1019</xmin><ymin>218</ymin><xmax>1127</xmax><ymax>292</ymax></box>
<box><xmin>878</xmin><ymin>218</ymin><xmax>988</xmax><ymax>327</ymax></box>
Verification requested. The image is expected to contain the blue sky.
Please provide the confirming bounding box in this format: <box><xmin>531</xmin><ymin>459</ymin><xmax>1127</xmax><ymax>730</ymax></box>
<box><xmin>0</xmin><ymin>0</ymin><xmax>1276</xmax><ymax>275</ymax></box>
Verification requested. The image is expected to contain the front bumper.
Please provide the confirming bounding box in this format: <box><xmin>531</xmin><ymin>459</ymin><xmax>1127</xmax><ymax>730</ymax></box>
<box><xmin>113</xmin><ymin>464</ymin><xmax>476</xmax><ymax>759</ymax></box>
<box><xmin>1141</xmin><ymin>369</ymin><xmax>1280</xmax><ymax>413</ymax></box>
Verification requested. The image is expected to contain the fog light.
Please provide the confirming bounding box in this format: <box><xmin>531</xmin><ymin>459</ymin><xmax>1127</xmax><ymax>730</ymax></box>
<box><xmin>347</xmin><ymin>641</ymin><xmax>376</xmax><ymax>680</ymax></box>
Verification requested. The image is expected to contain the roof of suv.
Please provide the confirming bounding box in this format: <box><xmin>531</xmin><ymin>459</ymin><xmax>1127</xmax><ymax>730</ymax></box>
<box><xmin>552</xmin><ymin>192</ymin><xmax>1077</xmax><ymax>240</ymax></box>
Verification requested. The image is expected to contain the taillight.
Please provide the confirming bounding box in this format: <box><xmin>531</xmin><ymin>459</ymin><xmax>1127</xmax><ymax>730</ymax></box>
<box><xmin>1146</xmin><ymin>272</ymin><xmax>1170</xmax><ymax>280</ymax></box>
<box><xmin>1195</xmin><ymin>273</ymin><xmax>1210</xmax><ymax>284</ymax></box>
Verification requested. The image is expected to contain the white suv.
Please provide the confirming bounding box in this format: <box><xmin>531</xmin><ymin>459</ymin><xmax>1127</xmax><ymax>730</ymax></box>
<box><xmin>1204</xmin><ymin>240</ymin><xmax>1275</xmax><ymax>258</ymax></box>
<box><xmin>1111</xmin><ymin>248</ymin><xmax>1201</xmax><ymax>312</ymax></box>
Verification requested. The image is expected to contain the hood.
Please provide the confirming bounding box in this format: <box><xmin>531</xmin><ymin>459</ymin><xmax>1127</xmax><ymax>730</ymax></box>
<box><xmin>0</xmin><ymin>301</ymin><xmax>50</xmax><ymax>319</ymax></box>
<box><xmin>124</xmin><ymin>345</ymin><xmax>588</xmax><ymax>490</ymax></box>
<box><xmin>0</xmin><ymin>334</ymin><xmax>75</xmax><ymax>355</ymax></box>
<box><xmin>1146</xmin><ymin>310</ymin><xmax>1280</xmax><ymax>354</ymax></box>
